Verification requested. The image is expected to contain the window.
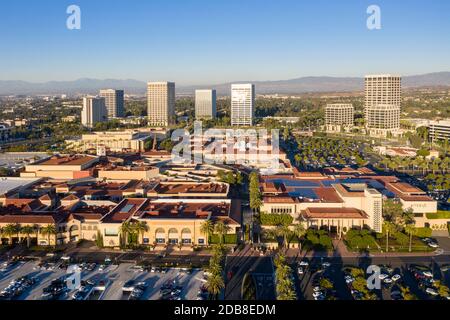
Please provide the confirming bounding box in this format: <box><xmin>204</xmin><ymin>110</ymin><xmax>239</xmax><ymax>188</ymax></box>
<box><xmin>156</xmin><ymin>238</ymin><xmax>165</xmax><ymax>244</ymax></box>
<box><xmin>198</xmin><ymin>239</ymin><xmax>205</xmax><ymax>245</ymax></box>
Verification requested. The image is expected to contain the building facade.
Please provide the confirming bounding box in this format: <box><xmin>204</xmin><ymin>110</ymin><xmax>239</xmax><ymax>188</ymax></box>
<box><xmin>325</xmin><ymin>104</ymin><xmax>354</xmax><ymax>132</ymax></box>
<box><xmin>364</xmin><ymin>75</ymin><xmax>402</xmax><ymax>114</ymax></box>
<box><xmin>65</xmin><ymin>130</ymin><xmax>153</xmax><ymax>153</ymax></box>
<box><xmin>81</xmin><ymin>97</ymin><xmax>107</xmax><ymax>128</ymax></box>
<box><xmin>365</xmin><ymin>104</ymin><xmax>401</xmax><ymax>137</ymax></box>
<box><xmin>231</xmin><ymin>84</ymin><xmax>255</xmax><ymax>126</ymax></box>
<box><xmin>147</xmin><ymin>82</ymin><xmax>175</xmax><ymax>127</ymax></box>
<box><xmin>365</xmin><ymin>75</ymin><xmax>401</xmax><ymax>137</ymax></box>
<box><xmin>99</xmin><ymin>89</ymin><xmax>124</xmax><ymax>118</ymax></box>
<box><xmin>428</xmin><ymin>120</ymin><xmax>450</xmax><ymax>142</ymax></box>
<box><xmin>195</xmin><ymin>89</ymin><xmax>217</xmax><ymax>119</ymax></box>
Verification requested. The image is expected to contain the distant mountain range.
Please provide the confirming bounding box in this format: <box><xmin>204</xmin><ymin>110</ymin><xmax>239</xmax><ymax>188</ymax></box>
<box><xmin>1</xmin><ymin>72</ymin><xmax>450</xmax><ymax>96</ymax></box>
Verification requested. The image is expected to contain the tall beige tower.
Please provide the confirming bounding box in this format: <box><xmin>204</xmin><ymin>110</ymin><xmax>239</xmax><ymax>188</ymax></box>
<box><xmin>147</xmin><ymin>82</ymin><xmax>175</xmax><ymax>127</ymax></box>
<box><xmin>99</xmin><ymin>89</ymin><xmax>124</xmax><ymax>118</ymax></box>
<box><xmin>195</xmin><ymin>89</ymin><xmax>217</xmax><ymax>119</ymax></box>
<box><xmin>231</xmin><ymin>84</ymin><xmax>255</xmax><ymax>126</ymax></box>
<box><xmin>365</xmin><ymin>75</ymin><xmax>401</xmax><ymax>137</ymax></box>
<box><xmin>81</xmin><ymin>96</ymin><xmax>107</xmax><ymax>128</ymax></box>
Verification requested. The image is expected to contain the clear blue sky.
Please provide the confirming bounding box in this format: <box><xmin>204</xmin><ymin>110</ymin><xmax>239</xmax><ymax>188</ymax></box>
<box><xmin>0</xmin><ymin>0</ymin><xmax>449</xmax><ymax>85</ymax></box>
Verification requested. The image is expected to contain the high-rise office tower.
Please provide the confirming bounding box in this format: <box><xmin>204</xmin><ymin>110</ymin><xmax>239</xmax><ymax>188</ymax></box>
<box><xmin>81</xmin><ymin>96</ymin><xmax>107</xmax><ymax>128</ymax></box>
<box><xmin>365</xmin><ymin>75</ymin><xmax>401</xmax><ymax>136</ymax></box>
<box><xmin>231</xmin><ymin>84</ymin><xmax>255</xmax><ymax>126</ymax></box>
<box><xmin>99</xmin><ymin>89</ymin><xmax>124</xmax><ymax>118</ymax></box>
<box><xmin>364</xmin><ymin>75</ymin><xmax>401</xmax><ymax>117</ymax></box>
<box><xmin>195</xmin><ymin>89</ymin><xmax>217</xmax><ymax>119</ymax></box>
<box><xmin>147</xmin><ymin>82</ymin><xmax>175</xmax><ymax>127</ymax></box>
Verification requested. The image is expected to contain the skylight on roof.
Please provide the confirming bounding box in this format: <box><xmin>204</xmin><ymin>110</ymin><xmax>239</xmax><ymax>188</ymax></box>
<box><xmin>120</xmin><ymin>204</ymin><xmax>134</xmax><ymax>213</ymax></box>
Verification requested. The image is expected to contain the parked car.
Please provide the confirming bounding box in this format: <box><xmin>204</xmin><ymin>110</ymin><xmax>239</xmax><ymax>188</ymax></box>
<box><xmin>425</xmin><ymin>287</ymin><xmax>439</xmax><ymax>296</ymax></box>
<box><xmin>392</xmin><ymin>274</ymin><xmax>401</xmax><ymax>282</ymax></box>
<box><xmin>298</xmin><ymin>260</ymin><xmax>309</xmax><ymax>267</ymax></box>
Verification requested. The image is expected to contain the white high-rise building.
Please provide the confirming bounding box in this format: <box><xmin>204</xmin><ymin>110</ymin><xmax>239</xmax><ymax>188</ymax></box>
<box><xmin>365</xmin><ymin>75</ymin><xmax>402</xmax><ymax>137</ymax></box>
<box><xmin>195</xmin><ymin>89</ymin><xmax>217</xmax><ymax>119</ymax></box>
<box><xmin>147</xmin><ymin>82</ymin><xmax>175</xmax><ymax>127</ymax></box>
<box><xmin>99</xmin><ymin>89</ymin><xmax>124</xmax><ymax>118</ymax></box>
<box><xmin>231</xmin><ymin>84</ymin><xmax>255</xmax><ymax>126</ymax></box>
<box><xmin>81</xmin><ymin>97</ymin><xmax>107</xmax><ymax>128</ymax></box>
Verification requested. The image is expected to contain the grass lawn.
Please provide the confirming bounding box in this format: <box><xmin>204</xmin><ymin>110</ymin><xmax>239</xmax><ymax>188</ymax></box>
<box><xmin>376</xmin><ymin>237</ymin><xmax>434</xmax><ymax>253</ymax></box>
<box><xmin>426</xmin><ymin>210</ymin><xmax>450</xmax><ymax>219</ymax></box>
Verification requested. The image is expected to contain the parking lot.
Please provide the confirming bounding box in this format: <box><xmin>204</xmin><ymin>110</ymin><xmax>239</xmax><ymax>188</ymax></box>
<box><xmin>0</xmin><ymin>259</ymin><xmax>205</xmax><ymax>300</ymax></box>
<box><xmin>289</xmin><ymin>256</ymin><xmax>450</xmax><ymax>300</ymax></box>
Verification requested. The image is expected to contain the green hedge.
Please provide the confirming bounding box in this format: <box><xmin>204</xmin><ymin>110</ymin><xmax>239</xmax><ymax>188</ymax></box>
<box><xmin>345</xmin><ymin>229</ymin><xmax>378</xmax><ymax>250</ymax></box>
<box><xmin>415</xmin><ymin>227</ymin><xmax>432</xmax><ymax>238</ymax></box>
<box><xmin>209</xmin><ymin>234</ymin><xmax>237</xmax><ymax>244</ymax></box>
<box><xmin>426</xmin><ymin>211</ymin><xmax>450</xmax><ymax>219</ymax></box>
<box><xmin>259</xmin><ymin>213</ymin><xmax>293</xmax><ymax>226</ymax></box>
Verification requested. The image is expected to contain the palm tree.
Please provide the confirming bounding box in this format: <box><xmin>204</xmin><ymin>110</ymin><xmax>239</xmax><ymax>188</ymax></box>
<box><xmin>292</xmin><ymin>223</ymin><xmax>306</xmax><ymax>251</ymax></box>
<box><xmin>40</xmin><ymin>225</ymin><xmax>57</xmax><ymax>246</ymax></box>
<box><xmin>382</xmin><ymin>221</ymin><xmax>396</xmax><ymax>253</ymax></box>
<box><xmin>200</xmin><ymin>220</ymin><xmax>215</xmax><ymax>244</ymax></box>
<box><xmin>119</xmin><ymin>221</ymin><xmax>134</xmax><ymax>246</ymax></box>
<box><xmin>20</xmin><ymin>225</ymin><xmax>36</xmax><ymax>248</ymax></box>
<box><xmin>206</xmin><ymin>273</ymin><xmax>225</xmax><ymax>299</ymax></box>
<box><xmin>3</xmin><ymin>224</ymin><xmax>20</xmax><ymax>245</ymax></box>
<box><xmin>132</xmin><ymin>221</ymin><xmax>148</xmax><ymax>245</ymax></box>
<box><xmin>275</xmin><ymin>224</ymin><xmax>292</xmax><ymax>249</ymax></box>
<box><xmin>207</xmin><ymin>260</ymin><xmax>223</xmax><ymax>276</ymax></box>
<box><xmin>401</xmin><ymin>208</ymin><xmax>415</xmax><ymax>228</ymax></box>
<box><xmin>404</xmin><ymin>224</ymin><xmax>417</xmax><ymax>253</ymax></box>
<box><xmin>214</xmin><ymin>221</ymin><xmax>231</xmax><ymax>245</ymax></box>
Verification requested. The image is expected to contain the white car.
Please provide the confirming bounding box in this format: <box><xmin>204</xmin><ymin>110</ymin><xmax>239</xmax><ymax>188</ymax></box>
<box><xmin>425</xmin><ymin>287</ymin><xmax>438</xmax><ymax>296</ymax></box>
<box><xmin>313</xmin><ymin>286</ymin><xmax>322</xmax><ymax>292</ymax></box>
<box><xmin>379</xmin><ymin>273</ymin><xmax>389</xmax><ymax>280</ymax></box>
<box><xmin>322</xmin><ymin>262</ymin><xmax>331</xmax><ymax>268</ymax></box>
<box><xmin>297</xmin><ymin>267</ymin><xmax>304</xmax><ymax>275</ymax></box>
<box><xmin>312</xmin><ymin>291</ymin><xmax>324</xmax><ymax>298</ymax></box>
<box><xmin>383</xmin><ymin>277</ymin><xmax>393</xmax><ymax>284</ymax></box>
<box><xmin>344</xmin><ymin>275</ymin><xmax>354</xmax><ymax>284</ymax></box>
<box><xmin>392</xmin><ymin>274</ymin><xmax>401</xmax><ymax>282</ymax></box>
<box><xmin>299</xmin><ymin>261</ymin><xmax>309</xmax><ymax>267</ymax></box>
<box><xmin>422</xmin><ymin>271</ymin><xmax>433</xmax><ymax>278</ymax></box>
<box><xmin>428</xmin><ymin>242</ymin><xmax>439</xmax><ymax>248</ymax></box>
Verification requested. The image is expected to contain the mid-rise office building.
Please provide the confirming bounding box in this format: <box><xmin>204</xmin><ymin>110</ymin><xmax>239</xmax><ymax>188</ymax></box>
<box><xmin>366</xmin><ymin>104</ymin><xmax>400</xmax><ymax>136</ymax></box>
<box><xmin>99</xmin><ymin>89</ymin><xmax>124</xmax><ymax>118</ymax></box>
<box><xmin>81</xmin><ymin>97</ymin><xmax>107</xmax><ymax>128</ymax></box>
<box><xmin>195</xmin><ymin>89</ymin><xmax>217</xmax><ymax>119</ymax></box>
<box><xmin>428</xmin><ymin>120</ymin><xmax>450</xmax><ymax>142</ymax></box>
<box><xmin>147</xmin><ymin>82</ymin><xmax>175</xmax><ymax>127</ymax></box>
<box><xmin>231</xmin><ymin>84</ymin><xmax>255</xmax><ymax>126</ymax></box>
<box><xmin>325</xmin><ymin>104</ymin><xmax>354</xmax><ymax>132</ymax></box>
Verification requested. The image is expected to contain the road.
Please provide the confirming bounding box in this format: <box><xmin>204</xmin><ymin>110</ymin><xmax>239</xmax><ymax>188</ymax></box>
<box><xmin>224</xmin><ymin>246</ymin><xmax>275</xmax><ymax>300</ymax></box>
